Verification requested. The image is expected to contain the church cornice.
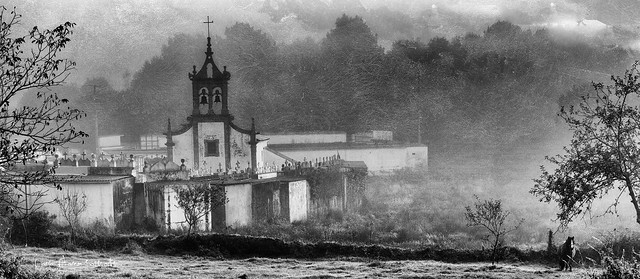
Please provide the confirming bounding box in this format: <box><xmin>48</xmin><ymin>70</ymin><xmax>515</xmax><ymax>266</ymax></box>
<box><xmin>190</xmin><ymin>114</ymin><xmax>233</xmax><ymax>122</ymax></box>
<box><xmin>164</xmin><ymin>122</ymin><xmax>192</xmax><ymax>136</ymax></box>
<box><xmin>229</xmin><ymin>121</ymin><xmax>252</xmax><ymax>135</ymax></box>
<box><xmin>165</xmin><ymin>114</ymin><xmax>243</xmax><ymax>137</ymax></box>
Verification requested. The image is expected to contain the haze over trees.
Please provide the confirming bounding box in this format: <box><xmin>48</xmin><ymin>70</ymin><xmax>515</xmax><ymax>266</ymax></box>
<box><xmin>68</xmin><ymin>16</ymin><xmax>632</xmax><ymax>151</ymax></box>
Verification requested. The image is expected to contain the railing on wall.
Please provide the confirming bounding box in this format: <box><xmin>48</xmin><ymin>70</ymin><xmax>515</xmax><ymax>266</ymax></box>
<box><xmin>38</xmin><ymin>152</ymin><xmax>138</xmax><ymax>169</ymax></box>
<box><xmin>35</xmin><ymin>151</ymin><xmax>347</xmax><ymax>182</ymax></box>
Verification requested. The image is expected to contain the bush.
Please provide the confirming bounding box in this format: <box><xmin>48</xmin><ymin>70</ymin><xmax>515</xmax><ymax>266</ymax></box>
<box><xmin>465</xmin><ymin>196</ymin><xmax>523</xmax><ymax>264</ymax></box>
<box><xmin>9</xmin><ymin>211</ymin><xmax>56</xmax><ymax>247</ymax></box>
<box><xmin>324</xmin><ymin>209</ymin><xmax>344</xmax><ymax>224</ymax></box>
<box><xmin>395</xmin><ymin>227</ymin><xmax>421</xmax><ymax>243</ymax></box>
<box><xmin>589</xmin><ymin>253</ymin><xmax>640</xmax><ymax>279</ymax></box>
<box><xmin>121</xmin><ymin>240</ymin><xmax>144</xmax><ymax>255</ymax></box>
<box><xmin>0</xmin><ymin>216</ymin><xmax>11</xmax><ymax>248</ymax></box>
<box><xmin>0</xmin><ymin>253</ymin><xmax>58</xmax><ymax>279</ymax></box>
<box><xmin>582</xmin><ymin>229</ymin><xmax>640</xmax><ymax>264</ymax></box>
<box><xmin>141</xmin><ymin>217</ymin><xmax>159</xmax><ymax>233</ymax></box>
<box><xmin>61</xmin><ymin>240</ymin><xmax>78</xmax><ymax>252</ymax></box>
<box><xmin>586</xmin><ymin>230</ymin><xmax>640</xmax><ymax>279</ymax></box>
<box><xmin>83</xmin><ymin>219</ymin><xmax>114</xmax><ymax>237</ymax></box>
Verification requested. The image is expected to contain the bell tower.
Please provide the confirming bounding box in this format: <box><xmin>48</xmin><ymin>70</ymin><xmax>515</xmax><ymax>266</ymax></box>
<box><xmin>165</xmin><ymin>16</ymin><xmax>258</xmax><ymax>175</ymax></box>
<box><xmin>188</xmin><ymin>17</ymin><xmax>230</xmax><ymax>116</ymax></box>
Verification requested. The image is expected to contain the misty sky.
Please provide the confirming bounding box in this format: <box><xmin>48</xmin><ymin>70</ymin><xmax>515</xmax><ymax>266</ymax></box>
<box><xmin>4</xmin><ymin>0</ymin><xmax>639</xmax><ymax>89</ymax></box>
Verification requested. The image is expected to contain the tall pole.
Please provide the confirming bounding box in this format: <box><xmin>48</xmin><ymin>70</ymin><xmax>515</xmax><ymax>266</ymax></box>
<box><xmin>418</xmin><ymin>115</ymin><xmax>422</xmax><ymax>145</ymax></box>
<box><xmin>24</xmin><ymin>184</ymin><xmax>28</xmax><ymax>217</ymax></box>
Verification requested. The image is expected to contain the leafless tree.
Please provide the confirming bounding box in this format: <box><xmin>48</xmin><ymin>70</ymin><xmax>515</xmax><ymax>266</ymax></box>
<box><xmin>465</xmin><ymin>196</ymin><xmax>523</xmax><ymax>264</ymax></box>
<box><xmin>173</xmin><ymin>183</ymin><xmax>227</xmax><ymax>235</ymax></box>
<box><xmin>54</xmin><ymin>188</ymin><xmax>87</xmax><ymax>240</ymax></box>
<box><xmin>0</xmin><ymin>6</ymin><xmax>87</xmax><ymax>218</ymax></box>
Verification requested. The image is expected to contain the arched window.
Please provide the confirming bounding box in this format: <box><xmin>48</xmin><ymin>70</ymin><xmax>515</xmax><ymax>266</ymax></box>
<box><xmin>213</xmin><ymin>88</ymin><xmax>222</xmax><ymax>103</ymax></box>
<box><xmin>199</xmin><ymin>88</ymin><xmax>209</xmax><ymax>104</ymax></box>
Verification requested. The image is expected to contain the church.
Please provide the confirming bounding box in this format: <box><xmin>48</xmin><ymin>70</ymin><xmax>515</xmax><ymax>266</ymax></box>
<box><xmin>160</xmin><ymin>29</ymin><xmax>427</xmax><ymax>176</ymax></box>
<box><xmin>164</xmin><ymin>34</ymin><xmax>265</xmax><ymax>175</ymax></box>
<box><xmin>138</xmin><ymin>28</ymin><xmax>367</xmax><ymax>230</ymax></box>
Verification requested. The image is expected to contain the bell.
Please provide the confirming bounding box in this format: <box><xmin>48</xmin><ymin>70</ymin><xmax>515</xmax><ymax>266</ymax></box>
<box><xmin>200</xmin><ymin>95</ymin><xmax>208</xmax><ymax>104</ymax></box>
<box><xmin>213</xmin><ymin>93</ymin><xmax>221</xmax><ymax>103</ymax></box>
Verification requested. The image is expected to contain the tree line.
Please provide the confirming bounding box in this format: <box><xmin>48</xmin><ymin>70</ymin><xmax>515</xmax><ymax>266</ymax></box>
<box><xmin>43</xmin><ymin>16</ymin><xmax>633</xmax><ymax>156</ymax></box>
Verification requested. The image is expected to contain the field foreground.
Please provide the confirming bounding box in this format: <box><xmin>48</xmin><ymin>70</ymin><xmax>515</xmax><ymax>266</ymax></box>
<box><xmin>7</xmin><ymin>247</ymin><xmax>597</xmax><ymax>279</ymax></box>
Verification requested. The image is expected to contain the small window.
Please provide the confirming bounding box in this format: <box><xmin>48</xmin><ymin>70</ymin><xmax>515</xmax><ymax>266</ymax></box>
<box><xmin>205</xmin><ymin>139</ymin><xmax>219</xmax><ymax>157</ymax></box>
<box><xmin>140</xmin><ymin>135</ymin><xmax>159</xmax><ymax>150</ymax></box>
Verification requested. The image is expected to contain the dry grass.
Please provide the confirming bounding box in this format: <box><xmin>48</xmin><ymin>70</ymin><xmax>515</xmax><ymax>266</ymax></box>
<box><xmin>8</xmin><ymin>247</ymin><xmax>597</xmax><ymax>279</ymax></box>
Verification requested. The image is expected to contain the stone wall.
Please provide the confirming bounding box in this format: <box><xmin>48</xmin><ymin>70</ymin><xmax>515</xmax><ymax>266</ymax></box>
<box><xmin>224</xmin><ymin>183</ymin><xmax>252</xmax><ymax>228</ymax></box>
<box><xmin>267</xmin><ymin>144</ymin><xmax>427</xmax><ymax>174</ymax></box>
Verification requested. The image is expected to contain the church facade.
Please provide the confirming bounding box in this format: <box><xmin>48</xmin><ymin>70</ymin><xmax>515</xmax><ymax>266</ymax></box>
<box><xmin>165</xmin><ymin>36</ymin><xmax>266</xmax><ymax>175</ymax></box>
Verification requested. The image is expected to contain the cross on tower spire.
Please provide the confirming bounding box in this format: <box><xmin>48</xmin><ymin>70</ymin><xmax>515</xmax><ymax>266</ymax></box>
<box><xmin>203</xmin><ymin>16</ymin><xmax>213</xmax><ymax>38</ymax></box>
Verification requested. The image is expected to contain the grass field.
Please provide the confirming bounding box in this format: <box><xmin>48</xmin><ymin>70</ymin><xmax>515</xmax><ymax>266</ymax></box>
<box><xmin>7</xmin><ymin>247</ymin><xmax>597</xmax><ymax>279</ymax></box>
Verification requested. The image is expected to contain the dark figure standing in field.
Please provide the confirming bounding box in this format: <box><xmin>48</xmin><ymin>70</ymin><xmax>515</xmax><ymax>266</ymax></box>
<box><xmin>558</xmin><ymin>236</ymin><xmax>576</xmax><ymax>271</ymax></box>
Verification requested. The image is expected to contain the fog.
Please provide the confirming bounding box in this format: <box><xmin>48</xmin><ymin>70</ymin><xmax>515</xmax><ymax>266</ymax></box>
<box><xmin>6</xmin><ymin>0</ymin><xmax>640</xmax><ymax>242</ymax></box>
<box><xmin>5</xmin><ymin>0</ymin><xmax>639</xmax><ymax>88</ymax></box>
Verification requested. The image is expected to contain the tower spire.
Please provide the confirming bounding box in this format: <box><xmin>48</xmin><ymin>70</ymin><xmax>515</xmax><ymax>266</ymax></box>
<box><xmin>203</xmin><ymin>16</ymin><xmax>214</xmax><ymax>58</ymax></box>
<box><xmin>203</xmin><ymin>16</ymin><xmax>213</xmax><ymax>38</ymax></box>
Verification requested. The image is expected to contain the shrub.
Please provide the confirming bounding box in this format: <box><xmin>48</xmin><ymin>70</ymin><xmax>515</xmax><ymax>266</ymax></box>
<box><xmin>54</xmin><ymin>189</ymin><xmax>87</xmax><ymax>240</ymax></box>
<box><xmin>121</xmin><ymin>240</ymin><xmax>144</xmax><ymax>255</ymax></box>
<box><xmin>324</xmin><ymin>209</ymin><xmax>344</xmax><ymax>224</ymax></box>
<box><xmin>83</xmin><ymin>219</ymin><xmax>114</xmax><ymax>237</ymax></box>
<box><xmin>349</xmin><ymin>225</ymin><xmax>373</xmax><ymax>243</ymax></box>
<box><xmin>141</xmin><ymin>217</ymin><xmax>159</xmax><ymax>233</ymax></box>
<box><xmin>395</xmin><ymin>227</ymin><xmax>421</xmax><ymax>243</ymax></box>
<box><xmin>173</xmin><ymin>183</ymin><xmax>227</xmax><ymax>235</ymax></box>
<box><xmin>598</xmin><ymin>255</ymin><xmax>640</xmax><ymax>279</ymax></box>
<box><xmin>0</xmin><ymin>216</ymin><xmax>11</xmax><ymax>248</ymax></box>
<box><xmin>0</xmin><ymin>253</ymin><xmax>58</xmax><ymax>279</ymax></box>
<box><xmin>61</xmin><ymin>240</ymin><xmax>78</xmax><ymax>252</ymax></box>
<box><xmin>9</xmin><ymin>211</ymin><xmax>56</xmax><ymax>247</ymax></box>
<box><xmin>168</xmin><ymin>225</ymin><xmax>189</xmax><ymax>236</ymax></box>
<box><xmin>588</xmin><ymin>250</ymin><xmax>640</xmax><ymax>279</ymax></box>
<box><xmin>585</xmin><ymin>230</ymin><xmax>640</xmax><ymax>279</ymax></box>
<box><xmin>583</xmin><ymin>229</ymin><xmax>640</xmax><ymax>264</ymax></box>
<box><xmin>465</xmin><ymin>196</ymin><xmax>523</xmax><ymax>264</ymax></box>
<box><xmin>293</xmin><ymin>220</ymin><xmax>324</xmax><ymax>241</ymax></box>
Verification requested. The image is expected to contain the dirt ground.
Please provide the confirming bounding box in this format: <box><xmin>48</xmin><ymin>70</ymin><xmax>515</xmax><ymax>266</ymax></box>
<box><xmin>8</xmin><ymin>247</ymin><xmax>598</xmax><ymax>279</ymax></box>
